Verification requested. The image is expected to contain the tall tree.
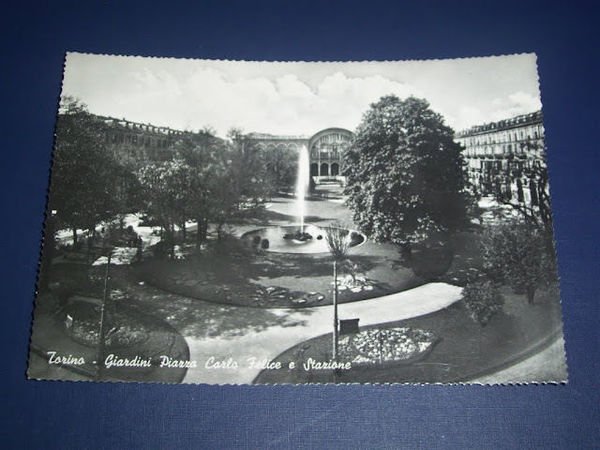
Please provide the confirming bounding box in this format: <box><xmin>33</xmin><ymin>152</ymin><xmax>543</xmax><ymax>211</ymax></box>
<box><xmin>113</xmin><ymin>164</ymin><xmax>144</xmax><ymax>230</ymax></box>
<box><xmin>343</xmin><ymin>96</ymin><xmax>472</xmax><ymax>252</ymax></box>
<box><xmin>137</xmin><ymin>160</ymin><xmax>192</xmax><ymax>258</ymax></box>
<box><xmin>263</xmin><ymin>145</ymin><xmax>297</xmax><ymax>195</ymax></box>
<box><xmin>227</xmin><ymin>129</ymin><xmax>271</xmax><ymax>207</ymax></box>
<box><xmin>49</xmin><ymin>97</ymin><xmax>122</xmax><ymax>245</ymax></box>
<box><xmin>493</xmin><ymin>140</ymin><xmax>553</xmax><ymax>238</ymax></box>
<box><xmin>481</xmin><ymin>218</ymin><xmax>557</xmax><ymax>304</ymax></box>
<box><xmin>173</xmin><ymin>131</ymin><xmax>235</xmax><ymax>246</ymax></box>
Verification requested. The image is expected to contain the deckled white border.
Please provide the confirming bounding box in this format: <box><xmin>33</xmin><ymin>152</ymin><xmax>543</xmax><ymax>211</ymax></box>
<box><xmin>28</xmin><ymin>51</ymin><xmax>569</xmax><ymax>386</ymax></box>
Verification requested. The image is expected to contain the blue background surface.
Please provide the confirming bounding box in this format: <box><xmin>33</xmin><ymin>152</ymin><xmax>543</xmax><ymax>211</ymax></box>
<box><xmin>1</xmin><ymin>1</ymin><xmax>598</xmax><ymax>448</ymax></box>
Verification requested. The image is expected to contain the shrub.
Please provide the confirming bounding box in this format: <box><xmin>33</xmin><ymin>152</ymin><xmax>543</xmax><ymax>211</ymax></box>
<box><xmin>410</xmin><ymin>243</ymin><xmax>454</xmax><ymax>281</ymax></box>
<box><xmin>461</xmin><ymin>279</ymin><xmax>504</xmax><ymax>326</ymax></box>
<box><xmin>482</xmin><ymin>219</ymin><xmax>557</xmax><ymax>304</ymax></box>
<box><xmin>213</xmin><ymin>234</ymin><xmax>251</xmax><ymax>257</ymax></box>
<box><xmin>152</xmin><ymin>241</ymin><xmax>169</xmax><ymax>258</ymax></box>
<box><xmin>252</xmin><ymin>235</ymin><xmax>261</xmax><ymax>246</ymax></box>
<box><xmin>261</xmin><ymin>239</ymin><xmax>270</xmax><ymax>249</ymax></box>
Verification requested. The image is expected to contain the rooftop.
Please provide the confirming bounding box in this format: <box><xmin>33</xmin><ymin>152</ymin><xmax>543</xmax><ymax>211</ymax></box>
<box><xmin>456</xmin><ymin>110</ymin><xmax>542</xmax><ymax>138</ymax></box>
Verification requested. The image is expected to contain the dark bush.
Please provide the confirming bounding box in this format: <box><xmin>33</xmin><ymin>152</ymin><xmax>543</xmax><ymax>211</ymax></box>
<box><xmin>261</xmin><ymin>239</ymin><xmax>270</xmax><ymax>249</ymax></box>
<box><xmin>461</xmin><ymin>279</ymin><xmax>504</xmax><ymax>326</ymax></box>
<box><xmin>482</xmin><ymin>218</ymin><xmax>557</xmax><ymax>304</ymax></box>
<box><xmin>410</xmin><ymin>244</ymin><xmax>454</xmax><ymax>280</ymax></box>
<box><xmin>152</xmin><ymin>241</ymin><xmax>169</xmax><ymax>258</ymax></box>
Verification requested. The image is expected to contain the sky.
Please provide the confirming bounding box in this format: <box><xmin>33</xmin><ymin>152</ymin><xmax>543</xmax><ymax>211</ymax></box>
<box><xmin>62</xmin><ymin>52</ymin><xmax>543</xmax><ymax>138</ymax></box>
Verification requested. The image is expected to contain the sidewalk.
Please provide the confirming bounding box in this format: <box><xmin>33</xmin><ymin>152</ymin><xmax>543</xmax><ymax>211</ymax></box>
<box><xmin>468</xmin><ymin>334</ymin><xmax>567</xmax><ymax>384</ymax></box>
<box><xmin>179</xmin><ymin>282</ymin><xmax>463</xmax><ymax>384</ymax></box>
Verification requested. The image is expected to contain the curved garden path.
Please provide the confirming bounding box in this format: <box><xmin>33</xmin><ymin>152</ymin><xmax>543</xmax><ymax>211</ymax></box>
<box><xmin>180</xmin><ymin>282</ymin><xmax>462</xmax><ymax>384</ymax></box>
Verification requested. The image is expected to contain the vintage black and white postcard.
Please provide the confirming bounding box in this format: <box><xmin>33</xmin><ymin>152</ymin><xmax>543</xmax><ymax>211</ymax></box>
<box><xmin>28</xmin><ymin>53</ymin><xmax>567</xmax><ymax>384</ymax></box>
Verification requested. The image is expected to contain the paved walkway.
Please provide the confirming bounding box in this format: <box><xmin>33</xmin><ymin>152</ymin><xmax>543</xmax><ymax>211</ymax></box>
<box><xmin>468</xmin><ymin>335</ymin><xmax>568</xmax><ymax>384</ymax></box>
<box><xmin>181</xmin><ymin>282</ymin><xmax>463</xmax><ymax>384</ymax></box>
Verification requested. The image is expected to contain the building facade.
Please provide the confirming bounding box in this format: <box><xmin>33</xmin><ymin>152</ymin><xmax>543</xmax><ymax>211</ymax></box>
<box><xmin>92</xmin><ymin>110</ymin><xmax>549</xmax><ymax>207</ymax></box>
<box><xmin>96</xmin><ymin>115</ymin><xmax>192</xmax><ymax>168</ymax></box>
<box><xmin>91</xmin><ymin>114</ymin><xmax>355</xmax><ymax>185</ymax></box>
<box><xmin>247</xmin><ymin>127</ymin><xmax>354</xmax><ymax>183</ymax></box>
<box><xmin>307</xmin><ymin>128</ymin><xmax>354</xmax><ymax>180</ymax></box>
<box><xmin>455</xmin><ymin>110</ymin><xmax>547</xmax><ymax>206</ymax></box>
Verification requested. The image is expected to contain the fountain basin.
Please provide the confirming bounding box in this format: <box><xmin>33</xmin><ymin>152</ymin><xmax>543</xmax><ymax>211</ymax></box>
<box><xmin>242</xmin><ymin>224</ymin><xmax>366</xmax><ymax>254</ymax></box>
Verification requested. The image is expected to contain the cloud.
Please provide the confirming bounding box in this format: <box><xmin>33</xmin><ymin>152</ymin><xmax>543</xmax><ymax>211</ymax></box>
<box><xmin>489</xmin><ymin>91</ymin><xmax>542</xmax><ymax>121</ymax></box>
<box><xmin>453</xmin><ymin>106</ymin><xmax>487</xmax><ymax>130</ymax></box>
<box><xmin>124</xmin><ymin>68</ymin><xmax>422</xmax><ymax>136</ymax></box>
<box><xmin>446</xmin><ymin>91</ymin><xmax>541</xmax><ymax>131</ymax></box>
<box><xmin>62</xmin><ymin>54</ymin><xmax>543</xmax><ymax>137</ymax></box>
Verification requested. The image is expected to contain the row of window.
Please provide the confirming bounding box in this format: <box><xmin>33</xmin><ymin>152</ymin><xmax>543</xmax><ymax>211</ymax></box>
<box><xmin>468</xmin><ymin>159</ymin><xmax>544</xmax><ymax>172</ymax></box>
<box><xmin>310</xmin><ymin>162</ymin><xmax>340</xmax><ymax>177</ymax></box>
<box><xmin>463</xmin><ymin>141</ymin><xmax>544</xmax><ymax>157</ymax></box>
<box><xmin>313</xmin><ymin>133</ymin><xmax>351</xmax><ymax>145</ymax></box>
<box><xmin>107</xmin><ymin>132</ymin><xmax>172</xmax><ymax>148</ymax></box>
<box><xmin>458</xmin><ymin>125</ymin><xmax>544</xmax><ymax>147</ymax></box>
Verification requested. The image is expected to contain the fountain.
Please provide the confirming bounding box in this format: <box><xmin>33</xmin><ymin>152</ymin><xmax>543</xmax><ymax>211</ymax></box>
<box><xmin>242</xmin><ymin>145</ymin><xmax>366</xmax><ymax>254</ymax></box>
<box><xmin>296</xmin><ymin>145</ymin><xmax>310</xmax><ymax>233</ymax></box>
<box><xmin>284</xmin><ymin>145</ymin><xmax>313</xmax><ymax>242</ymax></box>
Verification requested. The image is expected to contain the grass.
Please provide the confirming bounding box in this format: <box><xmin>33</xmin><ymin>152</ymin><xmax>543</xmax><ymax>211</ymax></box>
<box><xmin>134</xmin><ymin>235</ymin><xmax>423</xmax><ymax>308</ymax></box>
<box><xmin>132</xmin><ymin>191</ymin><xmax>487</xmax><ymax>309</ymax></box>
<box><xmin>133</xmin><ymin>226</ymin><xmax>485</xmax><ymax>309</ymax></box>
<box><xmin>28</xmin><ymin>293</ymin><xmax>191</xmax><ymax>383</ymax></box>
<box><xmin>253</xmin><ymin>284</ymin><xmax>564</xmax><ymax>384</ymax></box>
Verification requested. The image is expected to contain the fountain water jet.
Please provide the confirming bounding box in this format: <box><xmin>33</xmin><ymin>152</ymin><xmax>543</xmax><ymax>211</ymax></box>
<box><xmin>242</xmin><ymin>144</ymin><xmax>366</xmax><ymax>253</ymax></box>
<box><xmin>295</xmin><ymin>145</ymin><xmax>310</xmax><ymax>233</ymax></box>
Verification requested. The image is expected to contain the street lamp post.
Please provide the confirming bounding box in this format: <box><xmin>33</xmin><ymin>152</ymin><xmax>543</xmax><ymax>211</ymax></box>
<box><xmin>95</xmin><ymin>245</ymin><xmax>113</xmax><ymax>380</ymax></box>
<box><xmin>324</xmin><ymin>225</ymin><xmax>350</xmax><ymax>370</ymax></box>
<box><xmin>332</xmin><ymin>259</ymin><xmax>339</xmax><ymax>361</ymax></box>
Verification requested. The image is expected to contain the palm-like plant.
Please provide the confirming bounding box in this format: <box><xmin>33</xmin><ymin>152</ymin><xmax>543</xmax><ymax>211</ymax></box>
<box><xmin>324</xmin><ymin>224</ymin><xmax>351</xmax><ymax>361</ymax></box>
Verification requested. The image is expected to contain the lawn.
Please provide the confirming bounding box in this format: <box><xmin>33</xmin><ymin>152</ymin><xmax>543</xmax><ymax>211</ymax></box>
<box><xmin>134</xmin><ymin>236</ymin><xmax>424</xmax><ymax>308</ymax></box>
<box><xmin>133</xmin><ymin>187</ymin><xmax>486</xmax><ymax>309</ymax></box>
<box><xmin>252</xmin><ymin>283</ymin><xmax>565</xmax><ymax>384</ymax></box>
<box><xmin>133</xmin><ymin>188</ymin><xmax>431</xmax><ymax>308</ymax></box>
<box><xmin>28</xmin><ymin>291</ymin><xmax>190</xmax><ymax>383</ymax></box>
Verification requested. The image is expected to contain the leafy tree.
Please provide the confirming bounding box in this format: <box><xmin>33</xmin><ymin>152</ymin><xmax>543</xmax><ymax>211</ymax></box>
<box><xmin>493</xmin><ymin>140</ymin><xmax>553</xmax><ymax>239</ymax></box>
<box><xmin>461</xmin><ymin>279</ymin><xmax>504</xmax><ymax>326</ymax></box>
<box><xmin>343</xmin><ymin>95</ymin><xmax>473</xmax><ymax>253</ymax></box>
<box><xmin>173</xmin><ymin>131</ymin><xmax>234</xmax><ymax>247</ymax></box>
<box><xmin>137</xmin><ymin>160</ymin><xmax>192</xmax><ymax>258</ymax></box>
<box><xmin>227</xmin><ymin>128</ymin><xmax>269</xmax><ymax>207</ymax></box>
<box><xmin>113</xmin><ymin>164</ymin><xmax>144</xmax><ymax>230</ymax></box>
<box><xmin>481</xmin><ymin>219</ymin><xmax>557</xmax><ymax>304</ymax></box>
<box><xmin>263</xmin><ymin>145</ymin><xmax>297</xmax><ymax>194</ymax></box>
<box><xmin>49</xmin><ymin>97</ymin><xmax>123</xmax><ymax>245</ymax></box>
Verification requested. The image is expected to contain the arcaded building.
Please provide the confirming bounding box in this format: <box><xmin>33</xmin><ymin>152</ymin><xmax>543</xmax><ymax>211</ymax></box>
<box><xmin>91</xmin><ymin>110</ymin><xmax>548</xmax><ymax>207</ymax></box>
<box><xmin>97</xmin><ymin>116</ymin><xmax>191</xmax><ymax>168</ymax></box>
<box><xmin>247</xmin><ymin>127</ymin><xmax>354</xmax><ymax>183</ymax></box>
<box><xmin>89</xmin><ymin>112</ymin><xmax>355</xmax><ymax>185</ymax></box>
<box><xmin>455</xmin><ymin>110</ymin><xmax>547</xmax><ymax>206</ymax></box>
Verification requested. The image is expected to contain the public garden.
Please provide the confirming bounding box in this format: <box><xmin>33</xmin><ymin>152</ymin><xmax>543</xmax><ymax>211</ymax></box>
<box><xmin>29</xmin><ymin>181</ymin><xmax>564</xmax><ymax>384</ymax></box>
<box><xmin>28</xmin><ymin>95</ymin><xmax>566</xmax><ymax>384</ymax></box>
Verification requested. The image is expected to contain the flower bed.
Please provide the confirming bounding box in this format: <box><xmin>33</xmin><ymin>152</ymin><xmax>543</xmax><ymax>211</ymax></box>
<box><xmin>248</xmin><ymin>286</ymin><xmax>326</xmax><ymax>307</ymax></box>
<box><xmin>339</xmin><ymin>327</ymin><xmax>437</xmax><ymax>366</ymax></box>
<box><xmin>63</xmin><ymin>302</ymin><xmax>149</xmax><ymax>349</ymax></box>
<box><xmin>335</xmin><ymin>274</ymin><xmax>375</xmax><ymax>293</ymax></box>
